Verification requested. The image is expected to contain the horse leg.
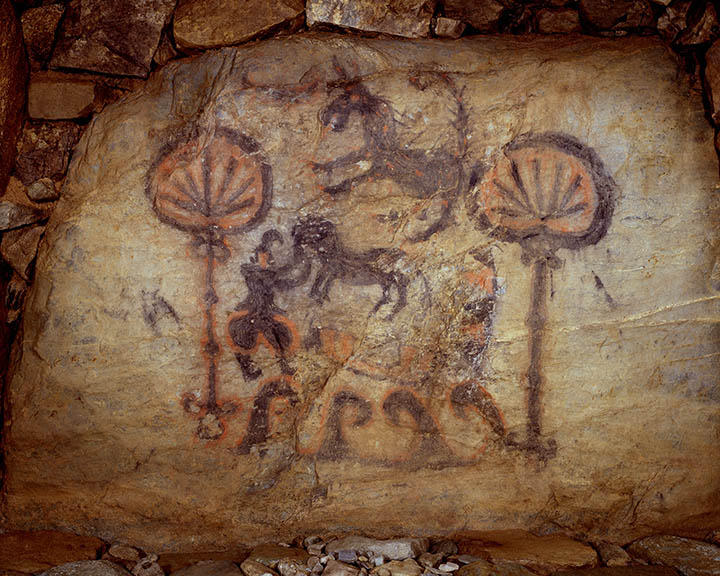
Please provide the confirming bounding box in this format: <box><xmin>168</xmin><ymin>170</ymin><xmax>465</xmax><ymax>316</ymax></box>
<box><xmin>324</xmin><ymin>166</ymin><xmax>378</xmax><ymax>196</ymax></box>
<box><xmin>390</xmin><ymin>274</ymin><xmax>408</xmax><ymax>317</ymax></box>
<box><xmin>372</xmin><ymin>278</ymin><xmax>391</xmax><ymax>314</ymax></box>
<box><xmin>235</xmin><ymin>353</ymin><xmax>262</xmax><ymax>380</ymax></box>
<box><xmin>310</xmin><ymin>269</ymin><xmax>327</xmax><ymax>302</ymax></box>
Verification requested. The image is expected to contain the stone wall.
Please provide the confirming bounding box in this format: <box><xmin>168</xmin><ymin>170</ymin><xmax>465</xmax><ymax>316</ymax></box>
<box><xmin>0</xmin><ymin>0</ymin><xmax>719</xmax><ymax>554</ymax></box>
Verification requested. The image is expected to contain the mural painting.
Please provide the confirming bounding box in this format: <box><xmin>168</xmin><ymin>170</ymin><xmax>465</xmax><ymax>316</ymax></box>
<box><xmin>145</xmin><ymin>62</ymin><xmax>617</xmax><ymax>466</ymax></box>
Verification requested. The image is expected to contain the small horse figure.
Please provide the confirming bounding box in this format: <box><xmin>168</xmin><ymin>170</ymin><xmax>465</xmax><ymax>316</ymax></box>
<box><xmin>311</xmin><ymin>61</ymin><xmax>469</xmax><ymax>242</ymax></box>
<box><xmin>292</xmin><ymin>215</ymin><xmax>408</xmax><ymax>318</ymax></box>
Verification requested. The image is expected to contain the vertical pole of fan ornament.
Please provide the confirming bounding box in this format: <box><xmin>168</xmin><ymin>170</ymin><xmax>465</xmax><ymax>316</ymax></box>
<box><xmin>473</xmin><ymin>133</ymin><xmax>615</xmax><ymax>460</ymax></box>
<box><xmin>146</xmin><ymin>128</ymin><xmax>272</xmax><ymax>439</ymax></box>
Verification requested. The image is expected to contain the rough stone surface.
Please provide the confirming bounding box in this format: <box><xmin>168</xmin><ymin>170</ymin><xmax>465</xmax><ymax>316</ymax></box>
<box><xmin>373</xmin><ymin>560</ymin><xmax>422</xmax><ymax>576</ymax></box>
<box><xmin>675</xmin><ymin>2</ymin><xmax>719</xmax><ymax>47</ymax></box>
<box><xmin>578</xmin><ymin>0</ymin><xmax>654</xmax><ymax>32</ymax></box>
<box><xmin>706</xmin><ymin>39</ymin><xmax>720</xmax><ymax>124</ymax></box>
<box><xmin>27</xmin><ymin>177</ymin><xmax>61</xmax><ymax>202</ymax></box>
<box><xmin>0</xmin><ymin>0</ymin><xmax>28</xmax><ymax>197</ymax></box>
<box><xmin>27</xmin><ymin>72</ymin><xmax>96</xmax><ymax>120</ymax></box>
<box><xmin>459</xmin><ymin>531</ymin><xmax>597</xmax><ymax>574</ymax></box>
<box><xmin>242</xmin><ymin>559</ymin><xmax>280</xmax><ymax>576</ymax></box>
<box><xmin>249</xmin><ymin>546</ymin><xmax>310</xmax><ymax>568</ymax></box>
<box><xmin>554</xmin><ymin>568</ymin><xmax>680</xmax><ymax>576</ymax></box>
<box><xmin>0</xmin><ymin>200</ymin><xmax>46</xmax><ymax>231</ymax></box>
<box><xmin>131</xmin><ymin>555</ymin><xmax>164</xmax><ymax>576</ymax></box>
<box><xmin>159</xmin><ymin>552</ymin><xmax>248</xmax><ymax>574</ymax></box>
<box><xmin>49</xmin><ymin>0</ymin><xmax>176</xmax><ymax>77</ymax></box>
<box><xmin>306</xmin><ymin>0</ymin><xmax>435</xmax><ymax>38</ymax></box>
<box><xmin>322</xmin><ymin>560</ymin><xmax>360</xmax><ymax>576</ymax></box>
<box><xmin>441</xmin><ymin>0</ymin><xmax>504</xmax><ymax>33</ymax></box>
<box><xmin>433</xmin><ymin>17</ymin><xmax>465</xmax><ymax>39</ymax></box>
<box><xmin>595</xmin><ymin>543</ymin><xmax>633</xmax><ymax>567</ymax></box>
<box><xmin>626</xmin><ymin>536</ymin><xmax>720</xmax><ymax>576</ymax></box>
<box><xmin>13</xmin><ymin>121</ymin><xmax>84</xmax><ymax>185</ymax></box>
<box><xmin>39</xmin><ymin>561</ymin><xmax>132</xmax><ymax>576</ymax></box>
<box><xmin>4</xmin><ymin>34</ymin><xmax>720</xmax><ymax>551</ymax></box>
<box><xmin>456</xmin><ymin>559</ymin><xmax>537</xmax><ymax>576</ymax></box>
<box><xmin>173</xmin><ymin>561</ymin><xmax>244</xmax><ymax>576</ymax></box>
<box><xmin>21</xmin><ymin>4</ymin><xmax>65</xmax><ymax>67</ymax></box>
<box><xmin>536</xmin><ymin>8</ymin><xmax>582</xmax><ymax>34</ymax></box>
<box><xmin>174</xmin><ymin>0</ymin><xmax>305</xmax><ymax>50</ymax></box>
<box><xmin>1</xmin><ymin>224</ymin><xmax>45</xmax><ymax>280</ymax></box>
<box><xmin>327</xmin><ymin>539</ymin><xmax>428</xmax><ymax>562</ymax></box>
<box><xmin>0</xmin><ymin>531</ymin><xmax>105</xmax><ymax>574</ymax></box>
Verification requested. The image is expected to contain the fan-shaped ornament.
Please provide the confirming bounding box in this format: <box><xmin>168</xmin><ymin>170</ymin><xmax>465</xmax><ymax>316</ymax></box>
<box><xmin>472</xmin><ymin>132</ymin><xmax>616</xmax><ymax>459</ymax></box>
<box><xmin>146</xmin><ymin>126</ymin><xmax>272</xmax><ymax>440</ymax></box>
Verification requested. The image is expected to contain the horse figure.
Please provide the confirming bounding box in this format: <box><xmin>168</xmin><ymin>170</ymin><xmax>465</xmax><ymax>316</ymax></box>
<box><xmin>291</xmin><ymin>215</ymin><xmax>408</xmax><ymax>318</ymax></box>
<box><xmin>311</xmin><ymin>62</ymin><xmax>469</xmax><ymax>242</ymax></box>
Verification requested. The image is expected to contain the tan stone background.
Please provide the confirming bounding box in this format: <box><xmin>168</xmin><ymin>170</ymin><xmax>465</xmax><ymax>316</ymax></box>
<box><xmin>0</xmin><ymin>0</ymin><xmax>719</xmax><ymax>556</ymax></box>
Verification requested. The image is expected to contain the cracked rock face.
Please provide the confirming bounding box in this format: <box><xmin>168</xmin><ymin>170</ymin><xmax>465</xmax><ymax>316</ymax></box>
<box><xmin>4</xmin><ymin>34</ymin><xmax>719</xmax><ymax>550</ymax></box>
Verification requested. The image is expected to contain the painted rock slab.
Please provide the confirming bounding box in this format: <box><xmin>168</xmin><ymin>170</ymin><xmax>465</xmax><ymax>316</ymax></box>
<box><xmin>4</xmin><ymin>34</ymin><xmax>719</xmax><ymax>550</ymax></box>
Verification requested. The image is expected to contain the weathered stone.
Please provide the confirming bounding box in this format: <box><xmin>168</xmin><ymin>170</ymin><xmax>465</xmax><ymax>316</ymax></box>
<box><xmin>433</xmin><ymin>17</ymin><xmax>466</xmax><ymax>39</ymax></box>
<box><xmin>306</xmin><ymin>0</ymin><xmax>436</xmax><ymax>38</ymax></box>
<box><xmin>173</xmin><ymin>561</ymin><xmax>244</xmax><ymax>576</ymax></box>
<box><xmin>105</xmin><ymin>543</ymin><xmax>142</xmax><ymax>565</ymax></box>
<box><xmin>627</xmin><ymin>536</ymin><xmax>720</xmax><ymax>576</ymax></box>
<box><xmin>26</xmin><ymin>177</ymin><xmax>61</xmax><ymax>202</ymax></box>
<box><xmin>328</xmin><ymin>539</ymin><xmax>428</xmax><ymax>562</ymax></box>
<box><xmin>242</xmin><ymin>559</ymin><xmax>280</xmax><ymax>576</ymax></box>
<box><xmin>132</xmin><ymin>555</ymin><xmax>164</xmax><ymax>576</ymax></box>
<box><xmin>536</xmin><ymin>8</ymin><xmax>582</xmax><ymax>34</ymax></box>
<box><xmin>39</xmin><ymin>561</ymin><xmax>132</xmax><ymax>576</ymax></box>
<box><xmin>21</xmin><ymin>4</ymin><xmax>65</xmax><ymax>67</ymax></box>
<box><xmin>431</xmin><ymin>543</ymin><xmax>459</xmax><ymax>557</ymax></box>
<box><xmin>5</xmin><ymin>269</ymin><xmax>27</xmax><ymax>324</ymax></box>
<box><xmin>277</xmin><ymin>560</ymin><xmax>310</xmax><ymax>576</ymax></box>
<box><xmin>373</xmin><ymin>560</ymin><xmax>422</xmax><ymax>576</ymax></box>
<box><xmin>656</xmin><ymin>1</ymin><xmax>691</xmax><ymax>43</ymax></box>
<box><xmin>459</xmin><ymin>531</ymin><xmax>597</xmax><ymax>575</ymax></box>
<box><xmin>418</xmin><ymin>553</ymin><xmax>444</xmax><ymax>569</ymax></box>
<box><xmin>322</xmin><ymin>560</ymin><xmax>361</xmax><ymax>576</ymax></box>
<box><xmin>438</xmin><ymin>563</ymin><xmax>459</xmax><ymax>573</ymax></box>
<box><xmin>578</xmin><ymin>0</ymin><xmax>654</xmax><ymax>32</ymax></box>
<box><xmin>49</xmin><ymin>0</ymin><xmax>176</xmax><ymax>77</ymax></box>
<box><xmin>707</xmin><ymin>530</ymin><xmax>720</xmax><ymax>546</ymax></box>
<box><xmin>553</xmin><ymin>567</ymin><xmax>680</xmax><ymax>576</ymax></box>
<box><xmin>28</xmin><ymin>71</ymin><xmax>96</xmax><ymax>120</ymax></box>
<box><xmin>14</xmin><ymin>121</ymin><xmax>83</xmax><ymax>185</ymax></box>
<box><xmin>250</xmin><ymin>546</ymin><xmax>310</xmax><ymax>569</ymax></box>
<box><xmin>0</xmin><ymin>531</ymin><xmax>105</xmax><ymax>574</ymax></box>
<box><xmin>0</xmin><ymin>200</ymin><xmax>46</xmax><ymax>231</ymax></box>
<box><xmin>174</xmin><ymin>0</ymin><xmax>305</xmax><ymax>50</ymax></box>
<box><xmin>0</xmin><ymin>0</ymin><xmax>27</xmax><ymax>197</ymax></box>
<box><xmin>153</xmin><ymin>30</ymin><xmax>177</xmax><ymax>67</ymax></box>
<box><xmin>595</xmin><ymin>543</ymin><xmax>632</xmax><ymax>567</ymax></box>
<box><xmin>675</xmin><ymin>2</ymin><xmax>719</xmax><ymax>47</ymax></box>
<box><xmin>4</xmin><ymin>34</ymin><xmax>720</xmax><ymax>551</ymax></box>
<box><xmin>308</xmin><ymin>544</ymin><xmax>326</xmax><ymax>557</ymax></box>
<box><xmin>159</xmin><ymin>552</ymin><xmax>248</xmax><ymax>574</ymax></box>
<box><xmin>441</xmin><ymin>0</ymin><xmax>504</xmax><ymax>33</ymax></box>
<box><xmin>1</xmin><ymin>224</ymin><xmax>45</xmax><ymax>280</ymax></box>
<box><xmin>457</xmin><ymin>559</ymin><xmax>537</xmax><ymax>576</ymax></box>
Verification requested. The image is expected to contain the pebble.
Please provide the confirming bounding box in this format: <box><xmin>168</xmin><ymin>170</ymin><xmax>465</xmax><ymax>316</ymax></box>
<box><xmin>172</xmin><ymin>561</ymin><xmax>243</xmax><ymax>576</ymax></box>
<box><xmin>38</xmin><ymin>560</ymin><xmax>131</xmax><ymax>576</ymax></box>
<box><xmin>437</xmin><ymin>564</ymin><xmax>458</xmax><ymax>573</ymax></box>
<box><xmin>627</xmin><ymin>535</ymin><xmax>720</xmax><ymax>576</ymax></box>
<box><xmin>327</xmin><ymin>538</ymin><xmax>428</xmax><ymax>562</ymax></box>
<box><xmin>131</xmin><ymin>555</ymin><xmax>163</xmax><ymax>576</ymax></box>
<box><xmin>26</xmin><ymin>177</ymin><xmax>60</xmax><ymax>203</ymax></box>
<box><xmin>417</xmin><ymin>553</ymin><xmax>443</xmax><ymax>569</ymax></box>
<box><xmin>430</xmin><ymin>543</ymin><xmax>458</xmax><ymax>557</ymax></box>
<box><xmin>372</xmin><ymin>559</ymin><xmax>422</xmax><ymax>576</ymax></box>
<box><xmin>241</xmin><ymin>559</ymin><xmax>279</xmax><ymax>576</ymax></box>
<box><xmin>595</xmin><ymin>542</ymin><xmax>633</xmax><ymax>567</ymax></box>
<box><xmin>322</xmin><ymin>559</ymin><xmax>361</xmax><ymax>576</ymax></box>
